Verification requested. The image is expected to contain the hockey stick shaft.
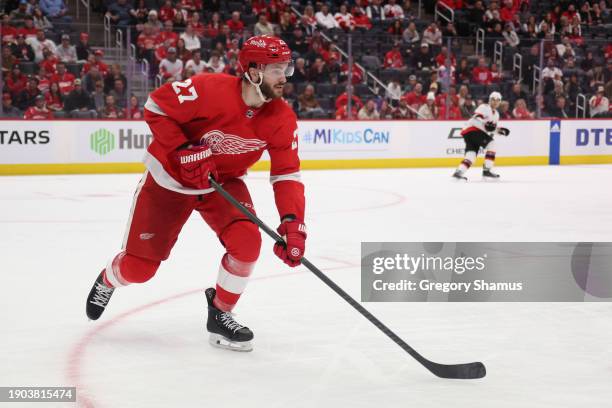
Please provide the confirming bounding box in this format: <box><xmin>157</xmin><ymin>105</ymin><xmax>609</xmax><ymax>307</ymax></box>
<box><xmin>209</xmin><ymin>177</ymin><xmax>485</xmax><ymax>379</ymax></box>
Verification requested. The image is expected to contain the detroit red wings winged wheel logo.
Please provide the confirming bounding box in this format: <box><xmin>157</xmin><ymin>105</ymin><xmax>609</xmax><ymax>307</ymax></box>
<box><xmin>200</xmin><ymin>130</ymin><xmax>267</xmax><ymax>155</ymax></box>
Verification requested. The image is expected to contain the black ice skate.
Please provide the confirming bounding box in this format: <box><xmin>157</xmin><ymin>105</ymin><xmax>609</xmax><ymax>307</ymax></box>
<box><xmin>86</xmin><ymin>271</ymin><xmax>115</xmax><ymax>320</ymax></box>
<box><xmin>482</xmin><ymin>168</ymin><xmax>500</xmax><ymax>179</ymax></box>
<box><xmin>205</xmin><ymin>288</ymin><xmax>253</xmax><ymax>352</ymax></box>
<box><xmin>452</xmin><ymin>170</ymin><xmax>468</xmax><ymax>181</ymax></box>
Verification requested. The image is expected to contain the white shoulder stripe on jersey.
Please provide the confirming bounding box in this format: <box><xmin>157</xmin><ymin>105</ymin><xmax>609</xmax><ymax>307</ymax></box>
<box><xmin>144</xmin><ymin>97</ymin><xmax>167</xmax><ymax>116</ymax></box>
<box><xmin>270</xmin><ymin>172</ymin><xmax>301</xmax><ymax>185</ymax></box>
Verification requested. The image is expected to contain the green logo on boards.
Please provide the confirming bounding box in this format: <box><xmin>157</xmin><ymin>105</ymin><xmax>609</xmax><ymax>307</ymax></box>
<box><xmin>90</xmin><ymin>129</ymin><xmax>116</xmax><ymax>155</ymax></box>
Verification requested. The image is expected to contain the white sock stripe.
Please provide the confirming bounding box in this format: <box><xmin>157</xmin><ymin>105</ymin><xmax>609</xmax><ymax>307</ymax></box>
<box><xmin>217</xmin><ymin>263</ymin><xmax>250</xmax><ymax>294</ymax></box>
<box><xmin>223</xmin><ymin>254</ymin><xmax>255</xmax><ymax>276</ymax></box>
<box><xmin>105</xmin><ymin>252</ymin><xmax>128</xmax><ymax>288</ymax></box>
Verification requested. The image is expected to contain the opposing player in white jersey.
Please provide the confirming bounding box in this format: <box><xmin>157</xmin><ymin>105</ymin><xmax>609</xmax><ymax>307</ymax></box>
<box><xmin>452</xmin><ymin>92</ymin><xmax>510</xmax><ymax>180</ymax></box>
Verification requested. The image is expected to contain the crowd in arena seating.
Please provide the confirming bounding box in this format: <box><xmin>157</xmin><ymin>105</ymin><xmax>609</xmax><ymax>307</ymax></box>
<box><xmin>2</xmin><ymin>0</ymin><xmax>611</xmax><ymax>120</ymax></box>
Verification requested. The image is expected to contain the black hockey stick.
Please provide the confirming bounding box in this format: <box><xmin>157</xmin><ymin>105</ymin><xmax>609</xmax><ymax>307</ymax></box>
<box><xmin>209</xmin><ymin>177</ymin><xmax>486</xmax><ymax>379</ymax></box>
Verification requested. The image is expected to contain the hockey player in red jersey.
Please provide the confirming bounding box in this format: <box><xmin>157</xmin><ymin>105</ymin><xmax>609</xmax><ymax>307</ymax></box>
<box><xmin>85</xmin><ymin>35</ymin><xmax>306</xmax><ymax>352</ymax></box>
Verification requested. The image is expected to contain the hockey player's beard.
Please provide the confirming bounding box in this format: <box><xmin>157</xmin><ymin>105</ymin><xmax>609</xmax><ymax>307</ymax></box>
<box><xmin>261</xmin><ymin>81</ymin><xmax>285</xmax><ymax>100</ymax></box>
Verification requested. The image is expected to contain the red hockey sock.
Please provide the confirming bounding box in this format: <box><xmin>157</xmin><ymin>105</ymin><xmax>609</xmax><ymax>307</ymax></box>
<box><xmin>103</xmin><ymin>251</ymin><xmax>161</xmax><ymax>288</ymax></box>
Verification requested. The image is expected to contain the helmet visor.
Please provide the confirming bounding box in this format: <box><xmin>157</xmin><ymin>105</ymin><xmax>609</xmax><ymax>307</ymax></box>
<box><xmin>263</xmin><ymin>60</ymin><xmax>294</xmax><ymax>79</ymax></box>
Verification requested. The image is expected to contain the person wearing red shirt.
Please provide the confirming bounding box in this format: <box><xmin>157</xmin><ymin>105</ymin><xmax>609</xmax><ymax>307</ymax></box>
<box><xmin>50</xmin><ymin>62</ymin><xmax>76</xmax><ymax>95</ymax></box>
<box><xmin>226</xmin><ymin>11</ymin><xmax>245</xmax><ymax>33</ymax></box>
<box><xmin>472</xmin><ymin>57</ymin><xmax>492</xmax><ymax>85</ymax></box>
<box><xmin>353</xmin><ymin>9</ymin><xmax>372</xmax><ymax>30</ymax></box>
<box><xmin>190</xmin><ymin>12</ymin><xmax>205</xmax><ymax>37</ymax></box>
<box><xmin>205</xmin><ymin>12</ymin><xmax>222</xmax><ymax>37</ymax></box>
<box><xmin>36</xmin><ymin>65</ymin><xmax>52</xmax><ymax>94</ymax></box>
<box><xmin>6</xmin><ymin>64</ymin><xmax>28</xmax><ymax>98</ymax></box>
<box><xmin>435</xmin><ymin>46</ymin><xmax>456</xmax><ymax>67</ymax></box>
<box><xmin>39</xmin><ymin>50</ymin><xmax>59</xmax><ymax>75</ymax></box>
<box><xmin>17</xmin><ymin>17</ymin><xmax>38</xmax><ymax>40</ymax></box>
<box><xmin>24</xmin><ymin>95</ymin><xmax>54</xmax><ymax>119</ymax></box>
<box><xmin>438</xmin><ymin>99</ymin><xmax>463</xmax><ymax>119</ymax></box>
<box><xmin>383</xmin><ymin>44</ymin><xmax>405</xmax><ymax>69</ymax></box>
<box><xmin>1</xmin><ymin>14</ymin><xmax>17</xmax><ymax>44</ymax></box>
<box><xmin>439</xmin><ymin>0</ymin><xmax>463</xmax><ymax>9</ymax></box>
<box><xmin>45</xmin><ymin>82</ymin><xmax>64</xmax><ymax>111</ymax></box>
<box><xmin>499</xmin><ymin>0</ymin><xmax>515</xmax><ymax>22</ymax></box>
<box><xmin>156</xmin><ymin>20</ymin><xmax>179</xmax><ymax>48</ymax></box>
<box><xmin>335</xmin><ymin>103</ymin><xmax>360</xmax><ymax>119</ymax></box>
<box><xmin>158</xmin><ymin>0</ymin><xmax>175</xmax><ymax>22</ymax></box>
<box><xmin>340</xmin><ymin>62</ymin><xmax>363</xmax><ymax>85</ymax></box>
<box><xmin>85</xmin><ymin>36</ymin><xmax>306</xmax><ymax>354</ymax></box>
<box><xmin>335</xmin><ymin>86</ymin><xmax>364</xmax><ymax>111</ymax></box>
<box><xmin>402</xmin><ymin>83</ymin><xmax>426</xmax><ymax>110</ymax></box>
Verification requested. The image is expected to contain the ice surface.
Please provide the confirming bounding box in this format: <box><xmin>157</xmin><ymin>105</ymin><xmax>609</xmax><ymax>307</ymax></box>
<box><xmin>0</xmin><ymin>165</ymin><xmax>611</xmax><ymax>407</ymax></box>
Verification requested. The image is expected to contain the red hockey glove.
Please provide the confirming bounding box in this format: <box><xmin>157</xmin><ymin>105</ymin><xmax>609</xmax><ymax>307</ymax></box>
<box><xmin>273</xmin><ymin>219</ymin><xmax>307</xmax><ymax>267</ymax></box>
<box><xmin>171</xmin><ymin>143</ymin><xmax>217</xmax><ymax>190</ymax></box>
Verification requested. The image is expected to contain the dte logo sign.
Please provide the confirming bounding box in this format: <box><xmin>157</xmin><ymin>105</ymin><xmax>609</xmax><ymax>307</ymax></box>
<box><xmin>576</xmin><ymin>128</ymin><xmax>612</xmax><ymax>146</ymax></box>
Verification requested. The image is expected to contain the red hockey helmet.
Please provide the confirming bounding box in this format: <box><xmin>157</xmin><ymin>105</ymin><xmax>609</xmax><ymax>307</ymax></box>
<box><xmin>238</xmin><ymin>35</ymin><xmax>294</xmax><ymax>77</ymax></box>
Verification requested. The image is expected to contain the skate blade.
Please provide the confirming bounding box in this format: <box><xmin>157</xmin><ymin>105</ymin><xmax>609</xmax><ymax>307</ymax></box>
<box><xmin>482</xmin><ymin>176</ymin><xmax>500</xmax><ymax>181</ymax></box>
<box><xmin>209</xmin><ymin>334</ymin><xmax>253</xmax><ymax>352</ymax></box>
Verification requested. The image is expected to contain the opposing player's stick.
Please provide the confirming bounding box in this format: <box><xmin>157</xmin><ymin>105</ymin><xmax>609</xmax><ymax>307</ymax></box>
<box><xmin>209</xmin><ymin>177</ymin><xmax>486</xmax><ymax>379</ymax></box>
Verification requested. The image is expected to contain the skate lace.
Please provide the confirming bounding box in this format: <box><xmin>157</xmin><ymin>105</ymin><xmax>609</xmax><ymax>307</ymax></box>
<box><xmin>91</xmin><ymin>283</ymin><xmax>113</xmax><ymax>307</ymax></box>
<box><xmin>219</xmin><ymin>312</ymin><xmax>244</xmax><ymax>333</ymax></box>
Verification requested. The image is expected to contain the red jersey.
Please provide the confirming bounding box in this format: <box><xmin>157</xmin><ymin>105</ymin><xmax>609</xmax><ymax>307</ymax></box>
<box><xmin>24</xmin><ymin>106</ymin><xmax>54</xmax><ymax>119</ymax></box>
<box><xmin>156</xmin><ymin>31</ymin><xmax>179</xmax><ymax>47</ymax></box>
<box><xmin>472</xmin><ymin>66</ymin><xmax>492</xmax><ymax>84</ymax></box>
<box><xmin>159</xmin><ymin>6</ymin><xmax>176</xmax><ymax>22</ymax></box>
<box><xmin>51</xmin><ymin>72</ymin><xmax>76</xmax><ymax>94</ymax></box>
<box><xmin>143</xmin><ymin>73</ymin><xmax>304</xmax><ymax>220</ymax></box>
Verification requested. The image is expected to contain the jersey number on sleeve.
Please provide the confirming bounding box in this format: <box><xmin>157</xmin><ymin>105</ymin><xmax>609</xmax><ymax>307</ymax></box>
<box><xmin>171</xmin><ymin>78</ymin><xmax>198</xmax><ymax>104</ymax></box>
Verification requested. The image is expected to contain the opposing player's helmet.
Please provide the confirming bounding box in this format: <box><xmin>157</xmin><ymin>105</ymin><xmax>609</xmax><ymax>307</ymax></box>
<box><xmin>238</xmin><ymin>35</ymin><xmax>294</xmax><ymax>76</ymax></box>
<box><xmin>489</xmin><ymin>91</ymin><xmax>502</xmax><ymax>102</ymax></box>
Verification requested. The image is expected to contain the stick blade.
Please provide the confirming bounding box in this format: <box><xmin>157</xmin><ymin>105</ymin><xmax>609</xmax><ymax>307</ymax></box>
<box><xmin>428</xmin><ymin>361</ymin><xmax>486</xmax><ymax>379</ymax></box>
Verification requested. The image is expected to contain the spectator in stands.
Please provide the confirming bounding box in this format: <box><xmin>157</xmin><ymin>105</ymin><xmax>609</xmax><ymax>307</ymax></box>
<box><xmin>20</xmin><ymin>16</ymin><xmax>41</xmax><ymax>39</ymax></box>
<box><xmin>383</xmin><ymin>0</ymin><xmax>404</xmax><ymax>19</ymax></box>
<box><xmin>254</xmin><ymin>13</ymin><xmax>274</xmax><ymax>36</ymax></box>
<box><xmin>75</xmin><ymin>32</ymin><xmax>91</xmax><ymax>62</ymax></box>
<box><xmin>353</xmin><ymin>7</ymin><xmax>372</xmax><ymax>30</ymax></box>
<box><xmin>498</xmin><ymin>100</ymin><xmax>512</xmax><ymax>119</ymax></box>
<box><xmin>206</xmin><ymin>50</ymin><xmax>225</xmax><ymax>73</ymax></box>
<box><xmin>129</xmin><ymin>0</ymin><xmax>149</xmax><ymax>25</ymax></box>
<box><xmin>383</xmin><ymin>43</ymin><xmax>405</xmax><ymax>70</ymax></box>
<box><xmin>40</xmin><ymin>47</ymin><xmax>59</xmax><ymax>75</ymax></box>
<box><xmin>1</xmin><ymin>46</ymin><xmax>16</xmax><ymax>76</ymax></box>
<box><xmin>336</xmin><ymin>85</ymin><xmax>363</xmax><ymax>111</ymax></box>
<box><xmin>100</xmin><ymin>63</ymin><xmax>123</xmax><ymax>94</ymax></box>
<box><xmin>307</xmin><ymin>57</ymin><xmax>330</xmax><ymax>83</ymax></box>
<box><xmin>484</xmin><ymin>1</ymin><xmax>502</xmax><ymax>31</ymax></box>
<box><xmin>91</xmin><ymin>80</ymin><xmax>105</xmax><ymax>112</ymax></box>
<box><xmin>81</xmin><ymin>64</ymin><xmax>102</xmax><ymax>93</ymax></box>
<box><xmin>367</xmin><ymin>0</ymin><xmax>385</xmax><ymax>22</ymax></box>
<box><xmin>403</xmin><ymin>82</ymin><xmax>426</xmax><ymax>110</ymax></box>
<box><xmin>2</xmin><ymin>93</ymin><xmax>22</xmax><ymax>117</ymax></box>
<box><xmin>379</xmin><ymin>99</ymin><xmax>394</xmax><ymax>119</ymax></box>
<box><xmin>16</xmin><ymin>76</ymin><xmax>41</xmax><ymax>110</ymax></box>
<box><xmin>386</xmin><ymin>76</ymin><xmax>402</xmax><ymax>106</ymax></box>
<box><xmin>147</xmin><ymin>9</ymin><xmax>163</xmax><ymax>33</ymax></box>
<box><xmin>108</xmin><ymin>78</ymin><xmax>127</xmax><ymax>108</ymax></box>
<box><xmin>39</xmin><ymin>0</ymin><xmax>71</xmax><ymax>25</ymax></box>
<box><xmin>512</xmin><ymin>98</ymin><xmax>534</xmax><ymax>118</ymax></box>
<box><xmin>51</xmin><ymin>62</ymin><xmax>75</xmax><ymax>95</ymax></box>
<box><xmin>502</xmin><ymin>23</ymin><xmax>520</xmax><ymax>48</ymax></box>
<box><xmin>315</xmin><ymin>4</ymin><xmax>338</xmax><ymax>30</ymax></box>
<box><xmin>422</xmin><ymin>23</ymin><xmax>442</xmax><ymax>48</ymax></box>
<box><xmin>180</xmin><ymin>23</ymin><xmax>201</xmax><ymax>51</ymax></box>
<box><xmin>125</xmin><ymin>95</ymin><xmax>143</xmax><ymax>119</ymax></box>
<box><xmin>291</xmin><ymin>57</ymin><xmax>307</xmax><ymax>82</ymax></box>
<box><xmin>226</xmin><ymin>11</ymin><xmax>244</xmax><ymax>34</ymax></box>
<box><xmin>542</xmin><ymin>58</ymin><xmax>563</xmax><ymax>82</ymax></box>
<box><xmin>442</xmin><ymin>22</ymin><xmax>458</xmax><ymax>38</ymax></box>
<box><xmin>99</xmin><ymin>94</ymin><xmax>124</xmax><ymax>119</ymax></box>
<box><xmin>469</xmin><ymin>0</ymin><xmax>486</xmax><ymax>25</ymax></box>
<box><xmin>460</xmin><ymin>94</ymin><xmax>476</xmax><ymax>118</ymax></box>
<box><xmin>412</xmin><ymin>43</ymin><xmax>434</xmax><ymax>72</ymax></box>
<box><xmin>297</xmin><ymin>84</ymin><xmax>325</xmax><ymax>117</ymax></box>
<box><xmin>172</xmin><ymin>6</ymin><xmax>186</xmax><ymax>31</ymax></box>
<box><xmin>6</xmin><ymin>64</ymin><xmax>28</xmax><ymax>98</ymax></box>
<box><xmin>335</xmin><ymin>103</ymin><xmax>359</xmax><ymax>119</ymax></box>
<box><xmin>9</xmin><ymin>1</ymin><xmax>30</xmax><ymax>26</ymax></box>
<box><xmin>438</xmin><ymin>97</ymin><xmax>462</xmax><ymax>119</ymax></box>
<box><xmin>159</xmin><ymin>47</ymin><xmax>183</xmax><ymax>80</ymax></box>
<box><xmin>490</xmin><ymin>63</ymin><xmax>502</xmax><ymax>83</ymax></box>
<box><xmin>185</xmin><ymin>50</ymin><xmax>206</xmax><ymax>75</ymax></box>
<box><xmin>24</xmin><ymin>94</ymin><xmax>53</xmax><ymax>119</ymax></box>
<box><xmin>507</xmin><ymin>82</ymin><xmax>527</xmax><ymax>108</ymax></box>
<box><xmin>64</xmin><ymin>78</ymin><xmax>96</xmax><ymax>117</ymax></box>
<box><xmin>394</xmin><ymin>97</ymin><xmax>412</xmax><ymax>119</ymax></box>
<box><xmin>417</xmin><ymin>92</ymin><xmax>438</xmax><ymax>119</ymax></box>
<box><xmin>472</xmin><ymin>57</ymin><xmax>492</xmax><ymax>85</ymax></box>
<box><xmin>45</xmin><ymin>81</ymin><xmax>63</xmax><ymax>112</ymax></box>
<box><xmin>159</xmin><ymin>0</ymin><xmax>176</xmax><ymax>24</ymax></box>
<box><xmin>549</xmin><ymin>96</ymin><xmax>570</xmax><ymax>118</ymax></box>
<box><xmin>157</xmin><ymin>20</ymin><xmax>178</xmax><ymax>48</ymax></box>
<box><xmin>402</xmin><ymin>21</ymin><xmax>420</xmax><ymax>46</ymax></box>
<box><xmin>204</xmin><ymin>12</ymin><xmax>222</xmax><ymax>37</ymax></box>
<box><xmin>388</xmin><ymin>19</ymin><xmax>403</xmax><ymax>38</ymax></box>
<box><xmin>358</xmin><ymin>99</ymin><xmax>380</xmax><ymax>120</ymax></box>
<box><xmin>27</xmin><ymin>30</ymin><xmax>56</xmax><ymax>62</ymax></box>
<box><xmin>9</xmin><ymin>34</ymin><xmax>31</xmax><ymax>63</ymax></box>
<box><xmin>302</xmin><ymin>5</ymin><xmax>317</xmax><ymax>29</ymax></box>
<box><xmin>589</xmin><ymin>85</ymin><xmax>609</xmax><ymax>117</ymax></box>
<box><xmin>105</xmin><ymin>0</ymin><xmax>133</xmax><ymax>33</ymax></box>
<box><xmin>56</xmin><ymin>34</ymin><xmax>76</xmax><ymax>63</ymax></box>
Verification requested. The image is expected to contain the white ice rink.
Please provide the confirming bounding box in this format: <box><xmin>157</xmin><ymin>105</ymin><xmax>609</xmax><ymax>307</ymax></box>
<box><xmin>1</xmin><ymin>165</ymin><xmax>611</xmax><ymax>408</ymax></box>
